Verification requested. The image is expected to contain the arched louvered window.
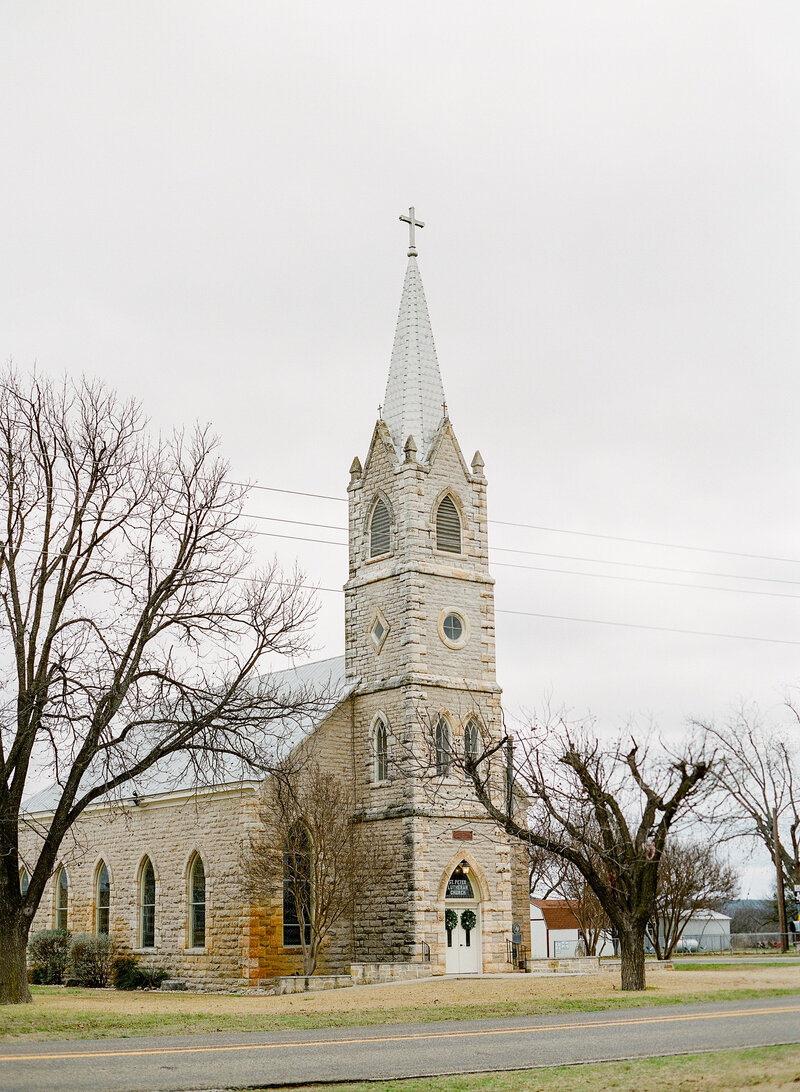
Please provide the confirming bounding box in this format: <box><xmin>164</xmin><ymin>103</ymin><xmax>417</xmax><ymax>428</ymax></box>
<box><xmin>95</xmin><ymin>862</ymin><xmax>110</xmax><ymax>935</ymax></box>
<box><xmin>55</xmin><ymin>867</ymin><xmax>68</xmax><ymax>931</ymax></box>
<box><xmin>189</xmin><ymin>854</ymin><xmax>206</xmax><ymax>948</ymax></box>
<box><xmin>374</xmin><ymin>717</ymin><xmax>388</xmax><ymax>782</ymax></box>
<box><xmin>436</xmin><ymin>496</ymin><xmax>461</xmax><ymax>553</ymax></box>
<box><xmin>370</xmin><ymin>498</ymin><xmax>391</xmax><ymax>558</ymax></box>
<box><xmin>140</xmin><ymin>857</ymin><xmax>155</xmax><ymax>948</ymax></box>
<box><xmin>464</xmin><ymin>718</ymin><xmax>480</xmax><ymax>763</ymax></box>
<box><xmin>435</xmin><ymin>717</ymin><xmax>452</xmax><ymax>776</ymax></box>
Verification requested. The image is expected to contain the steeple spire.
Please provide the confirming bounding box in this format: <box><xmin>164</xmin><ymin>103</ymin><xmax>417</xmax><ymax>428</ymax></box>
<box><xmin>382</xmin><ymin>209</ymin><xmax>446</xmax><ymax>458</ymax></box>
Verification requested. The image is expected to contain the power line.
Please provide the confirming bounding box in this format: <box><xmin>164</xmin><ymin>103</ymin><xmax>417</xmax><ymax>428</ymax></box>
<box><xmin>243</xmin><ymin>527</ymin><xmax>800</xmax><ymax>600</ymax></box>
<box><xmin>234</xmin><ymin>481</ymin><xmax>800</xmax><ymax>565</ymax></box>
<box><xmin>490</xmin><ymin>520</ymin><xmax>800</xmax><ymax>565</ymax></box>
<box><xmin>243</xmin><ymin>516</ymin><xmax>800</xmax><ymax>588</ymax></box>
<box><xmin>489</xmin><ymin>547</ymin><xmax>800</xmax><ymax>586</ymax></box>
<box><xmin>491</xmin><ymin>560</ymin><xmax>800</xmax><ymax>600</ymax></box>
<box><xmin>267</xmin><ymin>582</ymin><xmax>800</xmax><ymax>648</ymax></box>
<box><xmin>244</xmin><ymin>514</ymin><xmax>347</xmax><ymax>533</ymax></box>
<box><xmin>494</xmin><ymin>608</ymin><xmax>800</xmax><ymax>647</ymax></box>
<box><xmin>231</xmin><ymin>482</ymin><xmax>345</xmax><ymax>504</ymax></box>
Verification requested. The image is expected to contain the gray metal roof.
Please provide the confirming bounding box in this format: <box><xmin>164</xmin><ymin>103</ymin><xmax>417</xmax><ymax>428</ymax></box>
<box><xmin>22</xmin><ymin>655</ymin><xmax>351</xmax><ymax>814</ymax></box>
<box><xmin>383</xmin><ymin>256</ymin><xmax>446</xmax><ymax>458</ymax></box>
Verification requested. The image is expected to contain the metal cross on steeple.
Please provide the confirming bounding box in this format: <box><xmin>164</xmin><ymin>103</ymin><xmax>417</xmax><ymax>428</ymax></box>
<box><xmin>399</xmin><ymin>206</ymin><xmax>425</xmax><ymax>257</ymax></box>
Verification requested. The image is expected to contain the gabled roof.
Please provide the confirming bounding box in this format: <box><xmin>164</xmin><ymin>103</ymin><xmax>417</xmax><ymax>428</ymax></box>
<box><xmin>22</xmin><ymin>655</ymin><xmax>352</xmax><ymax>815</ymax></box>
<box><xmin>531</xmin><ymin>898</ymin><xmax>581</xmax><ymax>931</ymax></box>
<box><xmin>383</xmin><ymin>255</ymin><xmax>446</xmax><ymax>459</ymax></box>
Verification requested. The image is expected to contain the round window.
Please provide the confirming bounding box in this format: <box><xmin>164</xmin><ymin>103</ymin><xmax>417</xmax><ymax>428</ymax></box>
<box><xmin>443</xmin><ymin>614</ymin><xmax>463</xmax><ymax>642</ymax></box>
<box><xmin>438</xmin><ymin>609</ymin><xmax>469</xmax><ymax>648</ymax></box>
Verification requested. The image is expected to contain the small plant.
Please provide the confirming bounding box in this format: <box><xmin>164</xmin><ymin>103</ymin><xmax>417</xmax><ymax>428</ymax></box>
<box><xmin>136</xmin><ymin>962</ymin><xmax>169</xmax><ymax>989</ymax></box>
<box><xmin>111</xmin><ymin>952</ymin><xmax>141</xmax><ymax>990</ymax></box>
<box><xmin>111</xmin><ymin>949</ymin><xmax>169</xmax><ymax>990</ymax></box>
<box><xmin>69</xmin><ymin>933</ymin><xmax>111</xmax><ymax>987</ymax></box>
<box><xmin>27</xmin><ymin>929</ymin><xmax>71</xmax><ymax>985</ymax></box>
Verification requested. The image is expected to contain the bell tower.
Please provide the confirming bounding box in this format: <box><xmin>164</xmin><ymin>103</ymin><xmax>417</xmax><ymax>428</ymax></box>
<box><xmin>343</xmin><ymin>210</ymin><xmax>526</xmax><ymax>972</ymax></box>
<box><xmin>345</xmin><ymin>212</ymin><xmax>499</xmax><ymax>696</ymax></box>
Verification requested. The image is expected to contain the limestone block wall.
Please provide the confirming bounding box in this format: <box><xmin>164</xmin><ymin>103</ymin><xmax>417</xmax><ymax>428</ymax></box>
<box><xmin>20</xmin><ymin>788</ymin><xmax>261</xmax><ymax>988</ymax></box>
<box><xmin>405</xmin><ymin>813</ymin><xmax>518</xmax><ymax>974</ymax></box>
<box><xmin>346</xmin><ymin>420</ymin><xmax>495</xmax><ymax>691</ymax></box>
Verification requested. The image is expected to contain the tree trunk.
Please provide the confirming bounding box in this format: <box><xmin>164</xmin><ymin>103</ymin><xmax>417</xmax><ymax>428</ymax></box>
<box><xmin>0</xmin><ymin>903</ymin><xmax>32</xmax><ymax>1005</ymax></box>
<box><xmin>619</xmin><ymin>923</ymin><xmax>647</xmax><ymax>991</ymax></box>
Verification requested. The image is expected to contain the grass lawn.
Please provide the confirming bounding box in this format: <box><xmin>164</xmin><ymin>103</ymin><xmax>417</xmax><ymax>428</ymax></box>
<box><xmin>673</xmin><ymin>961</ymin><xmax>794</xmax><ymax>971</ymax></box>
<box><xmin>250</xmin><ymin>1044</ymin><xmax>800</xmax><ymax>1092</ymax></box>
<box><xmin>0</xmin><ymin>963</ymin><xmax>799</xmax><ymax>1042</ymax></box>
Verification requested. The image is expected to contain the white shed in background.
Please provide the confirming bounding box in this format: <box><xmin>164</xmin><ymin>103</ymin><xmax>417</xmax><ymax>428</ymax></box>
<box><xmin>530</xmin><ymin>899</ymin><xmax>585</xmax><ymax>959</ymax></box>
<box><xmin>653</xmin><ymin>909</ymin><xmax>731</xmax><ymax>952</ymax></box>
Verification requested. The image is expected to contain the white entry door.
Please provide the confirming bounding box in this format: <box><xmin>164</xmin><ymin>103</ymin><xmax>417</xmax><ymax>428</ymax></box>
<box><xmin>445</xmin><ymin>903</ymin><xmax>481</xmax><ymax>974</ymax></box>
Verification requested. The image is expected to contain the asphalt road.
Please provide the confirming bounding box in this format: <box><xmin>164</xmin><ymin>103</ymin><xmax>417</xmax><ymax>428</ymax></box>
<box><xmin>1</xmin><ymin>995</ymin><xmax>799</xmax><ymax>1092</ymax></box>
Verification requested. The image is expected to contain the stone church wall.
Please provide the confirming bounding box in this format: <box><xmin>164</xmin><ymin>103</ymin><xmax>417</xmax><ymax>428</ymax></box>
<box><xmin>20</xmin><ymin>788</ymin><xmax>261</xmax><ymax>988</ymax></box>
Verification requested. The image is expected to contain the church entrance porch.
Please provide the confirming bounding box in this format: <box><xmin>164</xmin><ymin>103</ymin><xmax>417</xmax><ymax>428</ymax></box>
<box><xmin>444</xmin><ymin>863</ymin><xmax>482</xmax><ymax>974</ymax></box>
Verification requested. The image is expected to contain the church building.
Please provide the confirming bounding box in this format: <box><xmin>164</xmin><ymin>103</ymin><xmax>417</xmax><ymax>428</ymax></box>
<box><xmin>20</xmin><ymin>212</ymin><xmax>531</xmax><ymax>987</ymax></box>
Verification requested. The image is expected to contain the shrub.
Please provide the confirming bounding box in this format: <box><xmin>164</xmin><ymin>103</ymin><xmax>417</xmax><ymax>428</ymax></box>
<box><xmin>136</xmin><ymin>963</ymin><xmax>169</xmax><ymax>989</ymax></box>
<box><xmin>69</xmin><ymin>933</ymin><xmax>111</xmax><ymax>987</ymax></box>
<box><xmin>111</xmin><ymin>949</ymin><xmax>169</xmax><ymax>990</ymax></box>
<box><xmin>111</xmin><ymin>952</ymin><xmax>141</xmax><ymax>990</ymax></box>
<box><xmin>27</xmin><ymin>929</ymin><xmax>72</xmax><ymax>984</ymax></box>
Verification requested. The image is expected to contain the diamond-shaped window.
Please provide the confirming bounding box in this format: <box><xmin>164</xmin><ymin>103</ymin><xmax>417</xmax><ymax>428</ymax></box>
<box><xmin>370</xmin><ymin>610</ymin><xmax>389</xmax><ymax>653</ymax></box>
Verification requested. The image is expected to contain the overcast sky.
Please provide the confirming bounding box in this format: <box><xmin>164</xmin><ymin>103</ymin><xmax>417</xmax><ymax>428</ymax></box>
<box><xmin>3</xmin><ymin>2</ymin><xmax>798</xmax><ymax>894</ymax></box>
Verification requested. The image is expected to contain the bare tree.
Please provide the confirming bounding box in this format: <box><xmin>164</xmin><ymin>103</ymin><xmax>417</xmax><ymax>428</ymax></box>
<box><xmin>451</xmin><ymin>715</ymin><xmax>710</xmax><ymax>991</ymax></box>
<box><xmin>242</xmin><ymin>761</ymin><xmax>394</xmax><ymax>975</ymax></box>
<box><xmin>527</xmin><ymin>844</ymin><xmax>564</xmax><ymax>899</ymax></box>
<box><xmin>0</xmin><ymin>371</ymin><xmax>318</xmax><ymax>1004</ymax></box>
<box><xmin>647</xmin><ymin>839</ymin><xmax>738</xmax><ymax>959</ymax></box>
<box><xmin>555</xmin><ymin>860</ymin><xmax>612</xmax><ymax>956</ymax></box>
<box><xmin>700</xmin><ymin>705</ymin><xmax>799</xmax><ymax>897</ymax></box>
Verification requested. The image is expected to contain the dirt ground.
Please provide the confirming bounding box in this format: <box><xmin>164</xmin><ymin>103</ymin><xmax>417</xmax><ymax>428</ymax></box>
<box><xmin>21</xmin><ymin>963</ymin><xmax>800</xmax><ymax>1018</ymax></box>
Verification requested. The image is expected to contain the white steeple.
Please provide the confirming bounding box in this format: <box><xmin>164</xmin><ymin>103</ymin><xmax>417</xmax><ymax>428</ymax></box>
<box><xmin>382</xmin><ymin>253</ymin><xmax>446</xmax><ymax>459</ymax></box>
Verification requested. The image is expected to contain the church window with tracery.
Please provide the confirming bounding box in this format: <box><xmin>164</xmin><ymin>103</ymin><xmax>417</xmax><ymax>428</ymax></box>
<box><xmin>369</xmin><ymin>498</ymin><xmax>391</xmax><ymax>557</ymax></box>
<box><xmin>464</xmin><ymin>718</ymin><xmax>480</xmax><ymax>763</ymax></box>
<box><xmin>374</xmin><ymin>716</ymin><xmax>389</xmax><ymax>782</ymax></box>
<box><xmin>283</xmin><ymin>824</ymin><xmax>312</xmax><ymax>948</ymax></box>
<box><xmin>95</xmin><ymin>862</ymin><xmax>110</xmax><ymax>935</ymax></box>
<box><xmin>435</xmin><ymin>717</ymin><xmax>452</xmax><ymax>776</ymax></box>
<box><xmin>55</xmin><ymin>866</ymin><xmax>68</xmax><ymax>931</ymax></box>
<box><xmin>189</xmin><ymin>854</ymin><xmax>206</xmax><ymax>948</ymax></box>
<box><xmin>140</xmin><ymin>857</ymin><xmax>156</xmax><ymax>948</ymax></box>
<box><xmin>436</xmin><ymin>495</ymin><xmax>461</xmax><ymax>553</ymax></box>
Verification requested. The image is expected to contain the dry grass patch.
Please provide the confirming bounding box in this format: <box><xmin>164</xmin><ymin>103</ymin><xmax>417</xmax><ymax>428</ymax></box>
<box><xmin>1</xmin><ymin>964</ymin><xmax>798</xmax><ymax>1042</ymax></box>
<box><xmin>259</xmin><ymin>1044</ymin><xmax>800</xmax><ymax>1092</ymax></box>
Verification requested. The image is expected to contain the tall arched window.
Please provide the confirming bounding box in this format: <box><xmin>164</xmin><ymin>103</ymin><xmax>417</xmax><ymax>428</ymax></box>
<box><xmin>55</xmin><ymin>866</ymin><xmax>68</xmax><ymax>931</ymax></box>
<box><xmin>95</xmin><ymin>862</ymin><xmax>110</xmax><ymax>935</ymax></box>
<box><xmin>19</xmin><ymin>869</ymin><xmax>29</xmax><ymax>897</ymax></box>
<box><xmin>435</xmin><ymin>717</ymin><xmax>452</xmax><ymax>776</ymax></box>
<box><xmin>374</xmin><ymin>716</ymin><xmax>388</xmax><ymax>782</ymax></box>
<box><xmin>369</xmin><ymin>497</ymin><xmax>391</xmax><ymax>557</ymax></box>
<box><xmin>283</xmin><ymin>824</ymin><xmax>312</xmax><ymax>948</ymax></box>
<box><xmin>436</xmin><ymin>495</ymin><xmax>461</xmax><ymax>553</ymax></box>
<box><xmin>140</xmin><ymin>857</ymin><xmax>155</xmax><ymax>948</ymax></box>
<box><xmin>189</xmin><ymin>854</ymin><xmax>206</xmax><ymax>948</ymax></box>
<box><xmin>464</xmin><ymin>718</ymin><xmax>480</xmax><ymax>764</ymax></box>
